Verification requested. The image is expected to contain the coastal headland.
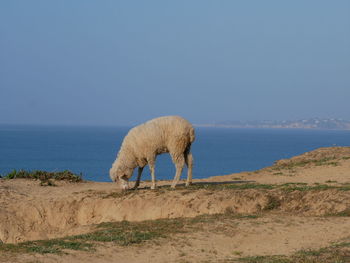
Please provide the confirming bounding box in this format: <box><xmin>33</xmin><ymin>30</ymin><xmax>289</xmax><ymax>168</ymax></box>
<box><xmin>1</xmin><ymin>147</ymin><xmax>350</xmax><ymax>262</ymax></box>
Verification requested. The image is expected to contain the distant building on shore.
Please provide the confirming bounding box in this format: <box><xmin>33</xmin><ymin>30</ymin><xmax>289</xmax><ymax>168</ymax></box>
<box><xmin>196</xmin><ymin>118</ymin><xmax>350</xmax><ymax>130</ymax></box>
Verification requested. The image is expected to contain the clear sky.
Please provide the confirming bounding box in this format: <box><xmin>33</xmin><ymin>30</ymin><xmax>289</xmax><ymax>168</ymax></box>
<box><xmin>1</xmin><ymin>1</ymin><xmax>349</xmax><ymax>126</ymax></box>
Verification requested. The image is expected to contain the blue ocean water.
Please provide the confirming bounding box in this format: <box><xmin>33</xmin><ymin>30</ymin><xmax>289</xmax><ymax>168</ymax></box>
<box><xmin>0</xmin><ymin>125</ymin><xmax>349</xmax><ymax>182</ymax></box>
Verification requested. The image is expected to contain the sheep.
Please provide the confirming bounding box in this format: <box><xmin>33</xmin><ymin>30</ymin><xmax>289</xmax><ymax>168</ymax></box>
<box><xmin>110</xmin><ymin>116</ymin><xmax>195</xmax><ymax>190</ymax></box>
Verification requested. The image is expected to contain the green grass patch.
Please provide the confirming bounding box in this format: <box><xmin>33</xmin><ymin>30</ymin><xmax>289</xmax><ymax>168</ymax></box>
<box><xmin>325</xmin><ymin>209</ymin><xmax>350</xmax><ymax>217</ymax></box>
<box><xmin>279</xmin><ymin>183</ymin><xmax>350</xmax><ymax>192</ymax></box>
<box><xmin>325</xmin><ymin>180</ymin><xmax>337</xmax><ymax>183</ymax></box>
<box><xmin>238</xmin><ymin>255</ymin><xmax>290</xmax><ymax>263</ymax></box>
<box><xmin>0</xmin><ymin>239</ymin><xmax>93</xmax><ymax>254</ymax></box>
<box><xmin>100</xmin><ymin>182</ymin><xmax>350</xmax><ymax>202</ymax></box>
<box><xmin>186</xmin><ymin>183</ymin><xmax>276</xmax><ymax>191</ymax></box>
<box><xmin>273</xmin><ymin>157</ymin><xmax>340</xmax><ymax>170</ymax></box>
<box><xmin>238</xmin><ymin>238</ymin><xmax>350</xmax><ymax>263</ymax></box>
<box><xmin>0</xmin><ymin>213</ymin><xmax>260</xmax><ymax>255</ymax></box>
<box><xmin>1</xmin><ymin>169</ymin><xmax>83</xmax><ymax>185</ymax></box>
<box><xmin>170</xmin><ymin>182</ymin><xmax>350</xmax><ymax>193</ymax></box>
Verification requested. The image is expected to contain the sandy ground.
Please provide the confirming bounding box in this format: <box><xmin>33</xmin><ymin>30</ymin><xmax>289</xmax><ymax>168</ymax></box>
<box><xmin>0</xmin><ymin>146</ymin><xmax>350</xmax><ymax>262</ymax></box>
<box><xmin>2</xmin><ymin>215</ymin><xmax>350</xmax><ymax>263</ymax></box>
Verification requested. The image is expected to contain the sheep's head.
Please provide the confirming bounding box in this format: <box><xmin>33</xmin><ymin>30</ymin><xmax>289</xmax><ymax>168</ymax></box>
<box><xmin>109</xmin><ymin>166</ymin><xmax>132</xmax><ymax>191</ymax></box>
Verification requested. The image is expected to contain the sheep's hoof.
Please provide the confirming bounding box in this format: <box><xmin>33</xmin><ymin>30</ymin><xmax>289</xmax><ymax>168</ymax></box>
<box><xmin>185</xmin><ymin>182</ymin><xmax>192</xmax><ymax>187</ymax></box>
<box><xmin>151</xmin><ymin>185</ymin><xmax>157</xmax><ymax>190</ymax></box>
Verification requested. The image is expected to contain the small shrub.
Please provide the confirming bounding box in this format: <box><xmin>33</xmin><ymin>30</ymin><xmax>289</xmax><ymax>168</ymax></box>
<box><xmin>264</xmin><ymin>195</ymin><xmax>281</xmax><ymax>210</ymax></box>
<box><xmin>3</xmin><ymin>170</ymin><xmax>83</xmax><ymax>184</ymax></box>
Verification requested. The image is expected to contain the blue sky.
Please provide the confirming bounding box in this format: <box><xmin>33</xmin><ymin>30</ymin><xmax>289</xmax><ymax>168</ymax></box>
<box><xmin>0</xmin><ymin>1</ymin><xmax>349</xmax><ymax>126</ymax></box>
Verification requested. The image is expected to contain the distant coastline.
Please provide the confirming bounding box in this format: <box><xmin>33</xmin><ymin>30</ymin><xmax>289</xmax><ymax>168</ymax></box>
<box><xmin>1</xmin><ymin>118</ymin><xmax>350</xmax><ymax>131</ymax></box>
<box><xmin>195</xmin><ymin>118</ymin><xmax>350</xmax><ymax>130</ymax></box>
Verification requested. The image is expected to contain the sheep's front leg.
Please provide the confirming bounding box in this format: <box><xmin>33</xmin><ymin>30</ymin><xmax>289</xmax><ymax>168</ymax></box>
<box><xmin>171</xmin><ymin>155</ymin><xmax>185</xmax><ymax>189</ymax></box>
<box><xmin>148</xmin><ymin>161</ymin><xmax>157</xmax><ymax>190</ymax></box>
<box><xmin>132</xmin><ymin>167</ymin><xmax>143</xmax><ymax>190</ymax></box>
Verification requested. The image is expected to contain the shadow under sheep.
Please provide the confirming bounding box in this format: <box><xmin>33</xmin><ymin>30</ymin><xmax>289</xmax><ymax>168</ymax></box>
<box><xmin>131</xmin><ymin>180</ymin><xmax>256</xmax><ymax>190</ymax></box>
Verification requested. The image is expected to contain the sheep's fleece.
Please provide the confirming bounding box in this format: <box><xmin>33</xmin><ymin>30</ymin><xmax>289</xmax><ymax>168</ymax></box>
<box><xmin>110</xmin><ymin>116</ymin><xmax>195</xmax><ymax>190</ymax></box>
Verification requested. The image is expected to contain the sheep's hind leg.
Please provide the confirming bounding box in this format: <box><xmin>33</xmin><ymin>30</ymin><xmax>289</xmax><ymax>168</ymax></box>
<box><xmin>132</xmin><ymin>167</ymin><xmax>143</xmax><ymax>190</ymax></box>
<box><xmin>148</xmin><ymin>161</ymin><xmax>157</xmax><ymax>190</ymax></box>
<box><xmin>171</xmin><ymin>155</ymin><xmax>185</xmax><ymax>189</ymax></box>
<box><xmin>185</xmin><ymin>152</ymin><xmax>193</xmax><ymax>187</ymax></box>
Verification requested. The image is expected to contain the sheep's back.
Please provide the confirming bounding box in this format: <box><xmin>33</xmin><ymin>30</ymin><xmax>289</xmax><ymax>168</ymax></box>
<box><xmin>122</xmin><ymin>116</ymin><xmax>194</xmax><ymax>156</ymax></box>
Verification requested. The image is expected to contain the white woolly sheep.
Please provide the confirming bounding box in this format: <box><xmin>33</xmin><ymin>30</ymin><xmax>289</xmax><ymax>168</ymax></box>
<box><xmin>110</xmin><ymin>116</ymin><xmax>195</xmax><ymax>190</ymax></box>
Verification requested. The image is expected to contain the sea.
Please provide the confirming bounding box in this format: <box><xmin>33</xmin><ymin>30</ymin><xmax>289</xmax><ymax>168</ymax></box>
<box><xmin>1</xmin><ymin>125</ymin><xmax>350</xmax><ymax>182</ymax></box>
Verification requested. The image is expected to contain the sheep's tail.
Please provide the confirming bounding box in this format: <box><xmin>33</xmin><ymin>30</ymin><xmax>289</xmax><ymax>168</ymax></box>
<box><xmin>189</xmin><ymin>127</ymin><xmax>195</xmax><ymax>143</ymax></box>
